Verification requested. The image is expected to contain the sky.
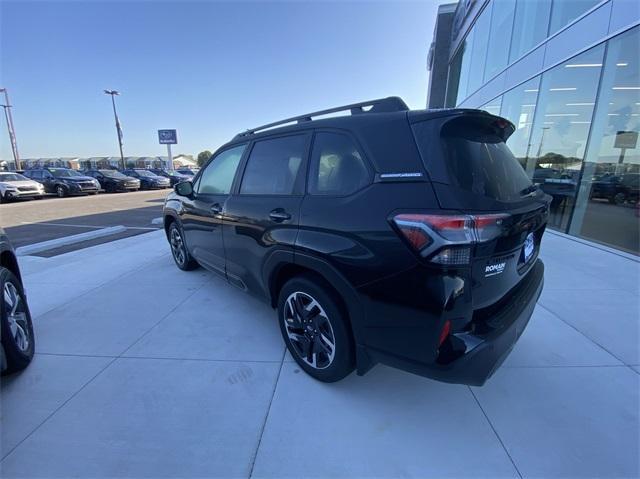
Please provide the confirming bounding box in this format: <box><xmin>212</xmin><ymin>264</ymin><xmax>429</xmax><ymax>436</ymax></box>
<box><xmin>0</xmin><ymin>0</ymin><xmax>440</xmax><ymax>160</ymax></box>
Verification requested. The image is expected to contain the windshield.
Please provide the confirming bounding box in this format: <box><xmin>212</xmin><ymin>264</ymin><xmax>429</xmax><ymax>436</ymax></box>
<box><xmin>99</xmin><ymin>170</ymin><xmax>128</xmax><ymax>179</ymax></box>
<box><xmin>0</xmin><ymin>173</ymin><xmax>28</xmax><ymax>182</ymax></box>
<box><xmin>50</xmin><ymin>169</ymin><xmax>82</xmax><ymax>178</ymax></box>
<box><xmin>134</xmin><ymin>170</ymin><xmax>158</xmax><ymax>178</ymax></box>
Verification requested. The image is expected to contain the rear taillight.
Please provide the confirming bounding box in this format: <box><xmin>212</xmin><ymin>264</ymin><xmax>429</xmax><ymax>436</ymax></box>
<box><xmin>392</xmin><ymin>213</ymin><xmax>509</xmax><ymax>265</ymax></box>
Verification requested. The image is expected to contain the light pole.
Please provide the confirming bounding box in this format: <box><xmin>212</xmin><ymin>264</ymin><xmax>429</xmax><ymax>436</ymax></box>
<box><xmin>104</xmin><ymin>89</ymin><xmax>125</xmax><ymax>170</ymax></box>
<box><xmin>0</xmin><ymin>88</ymin><xmax>21</xmax><ymax>170</ymax></box>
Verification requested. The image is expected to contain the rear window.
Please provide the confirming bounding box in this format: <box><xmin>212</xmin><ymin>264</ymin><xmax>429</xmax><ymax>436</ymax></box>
<box><xmin>414</xmin><ymin>115</ymin><xmax>533</xmax><ymax>202</ymax></box>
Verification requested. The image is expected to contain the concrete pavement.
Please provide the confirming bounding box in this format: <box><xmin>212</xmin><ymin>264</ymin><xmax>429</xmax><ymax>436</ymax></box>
<box><xmin>1</xmin><ymin>230</ymin><xmax>638</xmax><ymax>478</ymax></box>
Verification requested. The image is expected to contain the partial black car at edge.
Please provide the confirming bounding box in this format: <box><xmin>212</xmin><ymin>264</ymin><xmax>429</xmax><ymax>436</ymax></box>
<box><xmin>163</xmin><ymin>97</ymin><xmax>550</xmax><ymax>385</ymax></box>
<box><xmin>0</xmin><ymin>228</ymin><xmax>35</xmax><ymax>375</ymax></box>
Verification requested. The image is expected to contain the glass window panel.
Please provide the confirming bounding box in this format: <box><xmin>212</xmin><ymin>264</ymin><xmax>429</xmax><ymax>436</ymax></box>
<box><xmin>485</xmin><ymin>0</ymin><xmax>516</xmax><ymax>82</ymax></box>
<box><xmin>197</xmin><ymin>144</ymin><xmax>246</xmax><ymax>195</ymax></box>
<box><xmin>549</xmin><ymin>0</ymin><xmax>599</xmax><ymax>35</ymax></box>
<box><xmin>570</xmin><ymin>27</ymin><xmax>640</xmax><ymax>254</ymax></box>
<box><xmin>525</xmin><ymin>44</ymin><xmax>605</xmax><ymax>231</ymax></box>
<box><xmin>446</xmin><ymin>48</ymin><xmax>463</xmax><ymax>107</ymax></box>
<box><xmin>467</xmin><ymin>4</ymin><xmax>492</xmax><ymax>95</ymax></box>
<box><xmin>480</xmin><ymin>96</ymin><xmax>503</xmax><ymax>116</ymax></box>
<box><xmin>456</xmin><ymin>29</ymin><xmax>475</xmax><ymax>105</ymax></box>
<box><xmin>500</xmin><ymin>77</ymin><xmax>541</xmax><ymax>164</ymax></box>
<box><xmin>509</xmin><ymin>0</ymin><xmax>552</xmax><ymax>63</ymax></box>
<box><xmin>240</xmin><ymin>135</ymin><xmax>305</xmax><ymax>195</ymax></box>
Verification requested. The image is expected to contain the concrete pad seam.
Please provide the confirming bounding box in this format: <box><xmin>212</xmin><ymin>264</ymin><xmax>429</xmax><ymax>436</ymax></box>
<box><xmin>35</xmin><ymin>351</ymin><xmax>285</xmax><ymax>364</ymax></box>
<box><xmin>249</xmin><ymin>346</ymin><xmax>287</xmax><ymax>478</ymax></box>
<box><xmin>0</xmin><ymin>356</ymin><xmax>118</xmax><ymax>462</ymax></box>
<box><xmin>504</xmin><ymin>364</ymin><xmax>631</xmax><ymax>369</ymax></box>
<box><xmin>537</xmin><ymin>302</ymin><xmax>629</xmax><ymax>366</ymax></box>
<box><xmin>116</xmin><ymin>281</ymin><xmax>211</xmax><ymax>358</ymax></box>
<box><xmin>468</xmin><ymin>386</ymin><xmax>523</xmax><ymax>479</ymax></box>
<box><xmin>28</xmin><ymin>250</ymin><xmax>170</xmax><ymax>319</ymax></box>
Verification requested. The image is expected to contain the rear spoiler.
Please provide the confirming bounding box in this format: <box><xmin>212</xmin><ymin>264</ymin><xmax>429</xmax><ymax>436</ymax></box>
<box><xmin>408</xmin><ymin>109</ymin><xmax>516</xmax><ymax>141</ymax></box>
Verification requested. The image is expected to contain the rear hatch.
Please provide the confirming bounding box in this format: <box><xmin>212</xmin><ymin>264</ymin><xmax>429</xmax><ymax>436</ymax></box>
<box><xmin>409</xmin><ymin>111</ymin><xmax>550</xmax><ymax>309</ymax></box>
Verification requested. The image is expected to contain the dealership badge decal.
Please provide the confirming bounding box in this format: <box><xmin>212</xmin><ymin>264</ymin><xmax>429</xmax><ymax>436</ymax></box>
<box><xmin>485</xmin><ymin>261</ymin><xmax>506</xmax><ymax>277</ymax></box>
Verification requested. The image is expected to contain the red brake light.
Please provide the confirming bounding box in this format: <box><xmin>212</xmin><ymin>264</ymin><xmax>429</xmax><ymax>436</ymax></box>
<box><xmin>438</xmin><ymin>320</ymin><xmax>451</xmax><ymax>347</ymax></box>
<box><xmin>392</xmin><ymin>213</ymin><xmax>509</xmax><ymax>264</ymax></box>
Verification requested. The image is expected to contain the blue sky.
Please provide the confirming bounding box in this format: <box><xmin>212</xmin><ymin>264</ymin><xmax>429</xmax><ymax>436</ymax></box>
<box><xmin>1</xmin><ymin>1</ymin><xmax>439</xmax><ymax>159</ymax></box>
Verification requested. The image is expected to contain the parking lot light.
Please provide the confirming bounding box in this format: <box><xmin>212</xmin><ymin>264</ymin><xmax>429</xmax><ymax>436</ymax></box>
<box><xmin>104</xmin><ymin>89</ymin><xmax>125</xmax><ymax>170</ymax></box>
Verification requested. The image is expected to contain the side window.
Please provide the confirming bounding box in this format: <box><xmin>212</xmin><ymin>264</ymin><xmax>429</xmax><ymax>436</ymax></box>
<box><xmin>197</xmin><ymin>144</ymin><xmax>246</xmax><ymax>195</ymax></box>
<box><xmin>309</xmin><ymin>132</ymin><xmax>370</xmax><ymax>195</ymax></box>
<box><xmin>239</xmin><ymin>135</ymin><xmax>306</xmax><ymax>195</ymax></box>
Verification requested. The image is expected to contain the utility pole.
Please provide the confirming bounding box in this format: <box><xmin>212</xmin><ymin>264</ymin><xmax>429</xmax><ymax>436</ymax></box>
<box><xmin>104</xmin><ymin>89</ymin><xmax>125</xmax><ymax>170</ymax></box>
<box><xmin>0</xmin><ymin>88</ymin><xmax>21</xmax><ymax>170</ymax></box>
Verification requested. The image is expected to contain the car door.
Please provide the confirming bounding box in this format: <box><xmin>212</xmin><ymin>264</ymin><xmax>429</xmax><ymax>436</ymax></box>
<box><xmin>180</xmin><ymin>144</ymin><xmax>248</xmax><ymax>278</ymax></box>
<box><xmin>223</xmin><ymin>133</ymin><xmax>310</xmax><ymax>298</ymax></box>
<box><xmin>41</xmin><ymin>171</ymin><xmax>55</xmax><ymax>193</ymax></box>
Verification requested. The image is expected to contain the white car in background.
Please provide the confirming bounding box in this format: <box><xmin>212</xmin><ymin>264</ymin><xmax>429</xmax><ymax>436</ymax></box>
<box><xmin>0</xmin><ymin>172</ymin><xmax>45</xmax><ymax>203</ymax></box>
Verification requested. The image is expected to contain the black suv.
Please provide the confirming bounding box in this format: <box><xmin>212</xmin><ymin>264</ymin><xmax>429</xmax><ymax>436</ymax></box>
<box><xmin>24</xmin><ymin>167</ymin><xmax>100</xmax><ymax>197</ymax></box>
<box><xmin>84</xmin><ymin>169</ymin><xmax>140</xmax><ymax>193</ymax></box>
<box><xmin>163</xmin><ymin>97</ymin><xmax>549</xmax><ymax>385</ymax></box>
<box><xmin>1</xmin><ymin>227</ymin><xmax>35</xmax><ymax>374</ymax></box>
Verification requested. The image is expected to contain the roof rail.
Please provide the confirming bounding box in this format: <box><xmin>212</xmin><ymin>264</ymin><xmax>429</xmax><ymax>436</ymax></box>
<box><xmin>235</xmin><ymin>96</ymin><xmax>409</xmax><ymax>138</ymax></box>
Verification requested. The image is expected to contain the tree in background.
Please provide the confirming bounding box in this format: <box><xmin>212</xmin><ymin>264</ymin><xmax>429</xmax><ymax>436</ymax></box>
<box><xmin>197</xmin><ymin>150</ymin><xmax>212</xmax><ymax>167</ymax></box>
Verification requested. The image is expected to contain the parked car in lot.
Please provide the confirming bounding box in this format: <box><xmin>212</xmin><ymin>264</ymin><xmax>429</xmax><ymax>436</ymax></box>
<box><xmin>1</xmin><ymin>228</ymin><xmax>35</xmax><ymax>375</ymax></box>
<box><xmin>147</xmin><ymin>168</ymin><xmax>192</xmax><ymax>186</ymax></box>
<box><xmin>175</xmin><ymin>167</ymin><xmax>199</xmax><ymax>177</ymax></box>
<box><xmin>24</xmin><ymin>167</ymin><xmax>100</xmax><ymax>197</ymax></box>
<box><xmin>121</xmin><ymin>169</ymin><xmax>171</xmax><ymax>189</ymax></box>
<box><xmin>84</xmin><ymin>169</ymin><xmax>140</xmax><ymax>193</ymax></box>
<box><xmin>163</xmin><ymin>97</ymin><xmax>550</xmax><ymax>385</ymax></box>
<box><xmin>0</xmin><ymin>172</ymin><xmax>45</xmax><ymax>203</ymax></box>
<box><xmin>590</xmin><ymin>174</ymin><xmax>629</xmax><ymax>205</ymax></box>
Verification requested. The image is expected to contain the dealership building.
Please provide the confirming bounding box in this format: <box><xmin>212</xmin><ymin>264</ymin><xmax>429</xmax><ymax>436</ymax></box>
<box><xmin>428</xmin><ymin>0</ymin><xmax>639</xmax><ymax>255</ymax></box>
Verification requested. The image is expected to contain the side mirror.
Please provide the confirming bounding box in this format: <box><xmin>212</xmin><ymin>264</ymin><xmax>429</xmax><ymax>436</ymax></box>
<box><xmin>175</xmin><ymin>181</ymin><xmax>194</xmax><ymax>197</ymax></box>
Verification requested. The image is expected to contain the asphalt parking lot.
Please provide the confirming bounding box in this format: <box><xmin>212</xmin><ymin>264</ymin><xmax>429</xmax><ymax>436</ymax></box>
<box><xmin>1</xmin><ymin>229</ymin><xmax>638</xmax><ymax>478</ymax></box>
<box><xmin>1</xmin><ymin>190</ymin><xmax>168</xmax><ymax>254</ymax></box>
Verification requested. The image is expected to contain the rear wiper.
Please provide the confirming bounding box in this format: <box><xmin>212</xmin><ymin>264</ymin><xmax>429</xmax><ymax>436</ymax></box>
<box><xmin>520</xmin><ymin>184</ymin><xmax>538</xmax><ymax>196</ymax></box>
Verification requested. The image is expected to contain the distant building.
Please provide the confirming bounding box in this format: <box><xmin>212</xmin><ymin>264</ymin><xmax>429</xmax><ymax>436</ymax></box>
<box><xmin>19</xmin><ymin>155</ymin><xmax>198</xmax><ymax>170</ymax></box>
<box><xmin>427</xmin><ymin>0</ymin><xmax>639</xmax><ymax>255</ymax></box>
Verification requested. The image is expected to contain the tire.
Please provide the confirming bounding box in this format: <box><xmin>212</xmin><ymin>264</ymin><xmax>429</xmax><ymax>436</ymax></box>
<box><xmin>0</xmin><ymin>193</ymin><xmax>4</xmax><ymax>204</ymax></box>
<box><xmin>613</xmin><ymin>192</ymin><xmax>626</xmax><ymax>205</ymax></box>
<box><xmin>168</xmin><ymin>221</ymin><xmax>198</xmax><ymax>271</ymax></box>
<box><xmin>278</xmin><ymin>275</ymin><xmax>354</xmax><ymax>382</ymax></box>
<box><xmin>56</xmin><ymin>185</ymin><xmax>67</xmax><ymax>198</ymax></box>
<box><xmin>1</xmin><ymin>267</ymin><xmax>35</xmax><ymax>375</ymax></box>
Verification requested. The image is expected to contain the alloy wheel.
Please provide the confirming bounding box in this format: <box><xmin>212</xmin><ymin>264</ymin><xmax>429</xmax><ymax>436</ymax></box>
<box><xmin>283</xmin><ymin>291</ymin><xmax>336</xmax><ymax>369</ymax></box>
<box><xmin>56</xmin><ymin>186</ymin><xmax>65</xmax><ymax>198</ymax></box>
<box><xmin>170</xmin><ymin>227</ymin><xmax>186</xmax><ymax>266</ymax></box>
<box><xmin>3</xmin><ymin>281</ymin><xmax>31</xmax><ymax>353</ymax></box>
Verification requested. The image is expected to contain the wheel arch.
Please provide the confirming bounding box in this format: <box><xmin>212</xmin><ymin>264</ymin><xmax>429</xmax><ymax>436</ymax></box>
<box><xmin>0</xmin><ymin>249</ymin><xmax>22</xmax><ymax>285</ymax></box>
<box><xmin>267</xmin><ymin>252</ymin><xmax>375</xmax><ymax>376</ymax></box>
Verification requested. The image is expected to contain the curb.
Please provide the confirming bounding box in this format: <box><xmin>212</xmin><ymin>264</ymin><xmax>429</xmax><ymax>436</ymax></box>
<box><xmin>16</xmin><ymin>225</ymin><xmax>128</xmax><ymax>256</ymax></box>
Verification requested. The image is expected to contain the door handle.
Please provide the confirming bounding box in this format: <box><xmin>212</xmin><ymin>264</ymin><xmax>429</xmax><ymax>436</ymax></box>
<box><xmin>269</xmin><ymin>209</ymin><xmax>291</xmax><ymax>222</ymax></box>
<box><xmin>210</xmin><ymin>203</ymin><xmax>222</xmax><ymax>215</ymax></box>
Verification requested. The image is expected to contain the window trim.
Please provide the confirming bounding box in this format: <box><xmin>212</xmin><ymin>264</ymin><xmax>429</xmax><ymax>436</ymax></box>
<box><xmin>193</xmin><ymin>143</ymin><xmax>248</xmax><ymax>197</ymax></box>
<box><xmin>306</xmin><ymin>128</ymin><xmax>374</xmax><ymax>198</ymax></box>
<box><xmin>233</xmin><ymin>132</ymin><xmax>312</xmax><ymax>197</ymax></box>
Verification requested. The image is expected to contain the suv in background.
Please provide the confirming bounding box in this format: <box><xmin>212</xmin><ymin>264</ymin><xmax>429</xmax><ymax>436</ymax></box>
<box><xmin>121</xmin><ymin>169</ymin><xmax>171</xmax><ymax>189</ymax></box>
<box><xmin>0</xmin><ymin>171</ymin><xmax>45</xmax><ymax>202</ymax></box>
<box><xmin>1</xmin><ymin>227</ymin><xmax>35</xmax><ymax>374</ymax></box>
<box><xmin>24</xmin><ymin>167</ymin><xmax>100</xmax><ymax>197</ymax></box>
<box><xmin>163</xmin><ymin>97</ymin><xmax>550</xmax><ymax>385</ymax></box>
<box><xmin>148</xmin><ymin>168</ymin><xmax>191</xmax><ymax>186</ymax></box>
<box><xmin>84</xmin><ymin>169</ymin><xmax>140</xmax><ymax>193</ymax></box>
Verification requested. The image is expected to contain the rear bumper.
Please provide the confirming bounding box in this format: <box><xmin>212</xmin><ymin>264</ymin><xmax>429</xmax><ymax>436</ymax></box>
<box><xmin>364</xmin><ymin>260</ymin><xmax>544</xmax><ymax>386</ymax></box>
